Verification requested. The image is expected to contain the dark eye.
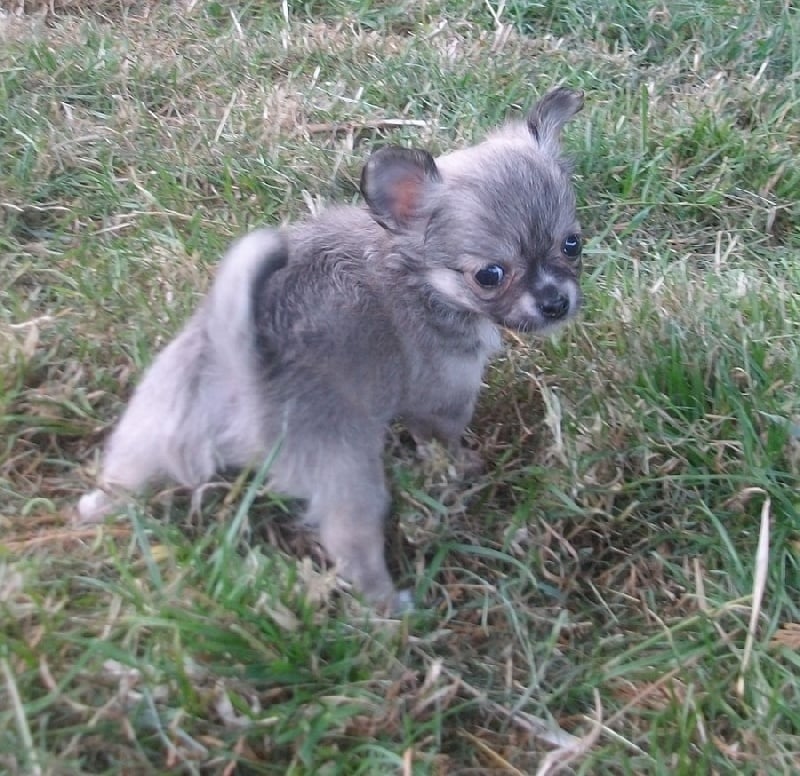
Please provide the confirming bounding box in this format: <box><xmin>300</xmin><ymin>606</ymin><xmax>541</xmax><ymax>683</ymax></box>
<box><xmin>562</xmin><ymin>234</ymin><xmax>582</xmax><ymax>259</ymax></box>
<box><xmin>474</xmin><ymin>264</ymin><xmax>506</xmax><ymax>288</ymax></box>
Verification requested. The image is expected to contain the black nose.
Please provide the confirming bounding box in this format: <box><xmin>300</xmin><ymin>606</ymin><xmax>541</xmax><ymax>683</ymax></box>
<box><xmin>539</xmin><ymin>292</ymin><xmax>570</xmax><ymax>320</ymax></box>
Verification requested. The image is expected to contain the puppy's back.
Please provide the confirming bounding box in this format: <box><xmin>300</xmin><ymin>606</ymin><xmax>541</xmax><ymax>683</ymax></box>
<box><xmin>251</xmin><ymin>208</ymin><xmax>406</xmax><ymax>423</ymax></box>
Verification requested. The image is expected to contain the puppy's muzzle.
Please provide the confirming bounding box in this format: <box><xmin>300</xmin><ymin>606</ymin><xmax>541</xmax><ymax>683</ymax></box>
<box><xmin>538</xmin><ymin>286</ymin><xmax>571</xmax><ymax>320</ymax></box>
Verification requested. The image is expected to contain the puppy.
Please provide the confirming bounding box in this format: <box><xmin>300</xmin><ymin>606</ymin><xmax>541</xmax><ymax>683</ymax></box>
<box><xmin>78</xmin><ymin>87</ymin><xmax>585</xmax><ymax>611</ymax></box>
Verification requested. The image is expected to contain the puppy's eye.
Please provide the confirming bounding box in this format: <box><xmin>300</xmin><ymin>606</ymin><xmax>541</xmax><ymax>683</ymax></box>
<box><xmin>562</xmin><ymin>234</ymin><xmax>582</xmax><ymax>259</ymax></box>
<box><xmin>474</xmin><ymin>264</ymin><xmax>506</xmax><ymax>288</ymax></box>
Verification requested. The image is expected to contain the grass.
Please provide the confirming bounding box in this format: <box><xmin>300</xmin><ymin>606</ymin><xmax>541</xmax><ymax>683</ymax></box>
<box><xmin>1</xmin><ymin>0</ymin><xmax>799</xmax><ymax>772</ymax></box>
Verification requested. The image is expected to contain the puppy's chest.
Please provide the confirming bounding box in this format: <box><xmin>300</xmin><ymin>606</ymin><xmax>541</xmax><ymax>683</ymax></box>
<box><xmin>404</xmin><ymin>321</ymin><xmax>502</xmax><ymax>403</ymax></box>
<box><xmin>433</xmin><ymin>351</ymin><xmax>486</xmax><ymax>392</ymax></box>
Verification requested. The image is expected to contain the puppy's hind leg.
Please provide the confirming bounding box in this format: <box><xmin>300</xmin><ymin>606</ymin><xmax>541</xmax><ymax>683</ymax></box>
<box><xmin>78</xmin><ymin>410</ymin><xmax>218</xmax><ymax>524</ymax></box>
<box><xmin>77</xmin><ymin>413</ymin><xmax>167</xmax><ymax>524</ymax></box>
<box><xmin>77</xmin><ymin>228</ymin><xmax>285</xmax><ymax>525</ymax></box>
<box><xmin>304</xmin><ymin>453</ymin><xmax>410</xmax><ymax>612</ymax></box>
<box><xmin>77</xmin><ymin>326</ymin><xmax>217</xmax><ymax>524</ymax></box>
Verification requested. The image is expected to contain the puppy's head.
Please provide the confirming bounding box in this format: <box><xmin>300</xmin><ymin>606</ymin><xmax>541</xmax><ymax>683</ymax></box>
<box><xmin>361</xmin><ymin>87</ymin><xmax>585</xmax><ymax>336</ymax></box>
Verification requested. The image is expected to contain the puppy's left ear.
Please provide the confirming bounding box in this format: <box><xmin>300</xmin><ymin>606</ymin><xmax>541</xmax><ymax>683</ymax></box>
<box><xmin>527</xmin><ymin>87</ymin><xmax>584</xmax><ymax>156</ymax></box>
<box><xmin>360</xmin><ymin>146</ymin><xmax>441</xmax><ymax>232</ymax></box>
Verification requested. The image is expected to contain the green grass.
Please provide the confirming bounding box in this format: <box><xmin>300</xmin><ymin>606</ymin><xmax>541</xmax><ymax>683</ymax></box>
<box><xmin>2</xmin><ymin>0</ymin><xmax>799</xmax><ymax>773</ymax></box>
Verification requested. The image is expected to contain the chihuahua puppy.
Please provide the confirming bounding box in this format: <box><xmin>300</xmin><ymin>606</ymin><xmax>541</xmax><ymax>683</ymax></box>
<box><xmin>78</xmin><ymin>87</ymin><xmax>585</xmax><ymax>611</ymax></box>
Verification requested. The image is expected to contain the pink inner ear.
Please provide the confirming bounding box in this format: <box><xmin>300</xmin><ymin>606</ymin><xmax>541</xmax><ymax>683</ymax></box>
<box><xmin>393</xmin><ymin>177</ymin><xmax>420</xmax><ymax>222</ymax></box>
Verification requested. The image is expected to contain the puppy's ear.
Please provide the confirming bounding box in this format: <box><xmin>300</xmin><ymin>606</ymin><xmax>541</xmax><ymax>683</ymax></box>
<box><xmin>527</xmin><ymin>87</ymin><xmax>584</xmax><ymax>155</ymax></box>
<box><xmin>360</xmin><ymin>146</ymin><xmax>441</xmax><ymax>231</ymax></box>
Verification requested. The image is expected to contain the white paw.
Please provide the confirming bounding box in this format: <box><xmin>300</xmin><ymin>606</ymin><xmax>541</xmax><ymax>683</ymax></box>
<box><xmin>392</xmin><ymin>588</ymin><xmax>415</xmax><ymax>614</ymax></box>
<box><xmin>76</xmin><ymin>489</ymin><xmax>116</xmax><ymax>525</ymax></box>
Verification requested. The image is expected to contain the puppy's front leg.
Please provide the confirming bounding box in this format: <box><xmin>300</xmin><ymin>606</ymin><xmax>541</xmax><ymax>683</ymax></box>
<box><xmin>305</xmin><ymin>455</ymin><xmax>409</xmax><ymax>612</ymax></box>
<box><xmin>406</xmin><ymin>400</ymin><xmax>484</xmax><ymax>477</ymax></box>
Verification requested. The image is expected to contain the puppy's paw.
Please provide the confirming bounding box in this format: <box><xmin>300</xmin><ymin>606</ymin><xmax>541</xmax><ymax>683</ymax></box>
<box><xmin>413</xmin><ymin>438</ymin><xmax>449</xmax><ymax>466</ymax></box>
<box><xmin>452</xmin><ymin>446</ymin><xmax>485</xmax><ymax>479</ymax></box>
<box><xmin>364</xmin><ymin>587</ymin><xmax>415</xmax><ymax>617</ymax></box>
<box><xmin>75</xmin><ymin>489</ymin><xmax>116</xmax><ymax>525</ymax></box>
<box><xmin>391</xmin><ymin>588</ymin><xmax>415</xmax><ymax>615</ymax></box>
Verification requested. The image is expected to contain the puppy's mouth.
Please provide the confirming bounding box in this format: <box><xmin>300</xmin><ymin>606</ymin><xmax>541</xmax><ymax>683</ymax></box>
<box><xmin>501</xmin><ymin>314</ymin><xmax>575</xmax><ymax>336</ymax></box>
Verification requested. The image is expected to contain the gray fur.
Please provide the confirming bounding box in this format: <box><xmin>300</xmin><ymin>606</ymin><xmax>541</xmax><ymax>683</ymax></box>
<box><xmin>77</xmin><ymin>87</ymin><xmax>586</xmax><ymax>611</ymax></box>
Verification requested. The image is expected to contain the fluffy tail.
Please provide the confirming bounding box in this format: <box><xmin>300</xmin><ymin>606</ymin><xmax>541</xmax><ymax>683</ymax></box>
<box><xmin>206</xmin><ymin>227</ymin><xmax>288</xmax><ymax>367</ymax></box>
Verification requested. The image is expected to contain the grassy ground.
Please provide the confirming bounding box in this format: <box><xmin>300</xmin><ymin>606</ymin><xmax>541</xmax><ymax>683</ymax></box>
<box><xmin>1</xmin><ymin>0</ymin><xmax>799</xmax><ymax>773</ymax></box>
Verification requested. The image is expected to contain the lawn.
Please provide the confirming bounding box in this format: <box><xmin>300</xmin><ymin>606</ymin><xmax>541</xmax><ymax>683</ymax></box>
<box><xmin>1</xmin><ymin>0</ymin><xmax>799</xmax><ymax>773</ymax></box>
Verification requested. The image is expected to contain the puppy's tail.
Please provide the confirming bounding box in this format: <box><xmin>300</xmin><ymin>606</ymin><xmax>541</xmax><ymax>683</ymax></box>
<box><xmin>206</xmin><ymin>227</ymin><xmax>288</xmax><ymax>368</ymax></box>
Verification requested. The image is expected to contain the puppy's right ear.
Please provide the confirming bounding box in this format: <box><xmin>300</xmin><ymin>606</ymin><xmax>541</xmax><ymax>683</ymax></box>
<box><xmin>360</xmin><ymin>146</ymin><xmax>441</xmax><ymax>232</ymax></box>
